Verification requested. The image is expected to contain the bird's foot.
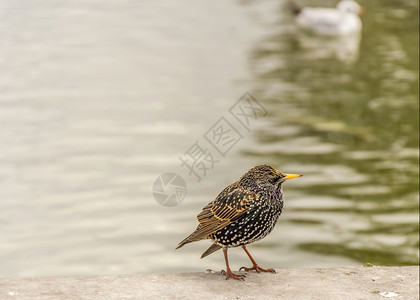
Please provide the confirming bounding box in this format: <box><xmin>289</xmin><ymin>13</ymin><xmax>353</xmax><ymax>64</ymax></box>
<box><xmin>239</xmin><ymin>265</ymin><xmax>276</xmax><ymax>274</ymax></box>
<box><xmin>221</xmin><ymin>269</ymin><xmax>246</xmax><ymax>281</ymax></box>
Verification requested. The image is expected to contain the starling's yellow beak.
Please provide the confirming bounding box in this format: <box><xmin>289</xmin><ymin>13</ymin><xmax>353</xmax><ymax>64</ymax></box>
<box><xmin>284</xmin><ymin>174</ymin><xmax>302</xmax><ymax>180</ymax></box>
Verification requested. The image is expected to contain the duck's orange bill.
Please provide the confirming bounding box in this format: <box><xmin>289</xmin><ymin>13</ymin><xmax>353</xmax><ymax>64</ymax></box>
<box><xmin>284</xmin><ymin>174</ymin><xmax>302</xmax><ymax>180</ymax></box>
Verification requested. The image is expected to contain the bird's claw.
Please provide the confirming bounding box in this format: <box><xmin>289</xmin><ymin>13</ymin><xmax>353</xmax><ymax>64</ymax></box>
<box><xmin>239</xmin><ymin>265</ymin><xmax>276</xmax><ymax>273</ymax></box>
<box><xmin>221</xmin><ymin>270</ymin><xmax>246</xmax><ymax>281</ymax></box>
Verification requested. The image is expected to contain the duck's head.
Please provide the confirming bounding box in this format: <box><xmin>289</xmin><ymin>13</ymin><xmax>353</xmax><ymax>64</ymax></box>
<box><xmin>337</xmin><ymin>0</ymin><xmax>363</xmax><ymax>15</ymax></box>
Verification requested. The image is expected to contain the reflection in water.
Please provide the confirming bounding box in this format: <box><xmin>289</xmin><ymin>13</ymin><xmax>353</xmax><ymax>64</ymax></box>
<box><xmin>294</xmin><ymin>33</ymin><xmax>361</xmax><ymax>63</ymax></box>
<box><xmin>245</xmin><ymin>0</ymin><xmax>419</xmax><ymax>266</ymax></box>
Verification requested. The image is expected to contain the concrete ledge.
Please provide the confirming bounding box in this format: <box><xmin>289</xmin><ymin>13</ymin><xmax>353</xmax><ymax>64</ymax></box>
<box><xmin>0</xmin><ymin>266</ymin><xmax>418</xmax><ymax>299</ymax></box>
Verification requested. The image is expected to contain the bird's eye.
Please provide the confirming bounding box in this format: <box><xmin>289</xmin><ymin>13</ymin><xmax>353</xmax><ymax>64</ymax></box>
<box><xmin>269</xmin><ymin>177</ymin><xmax>279</xmax><ymax>184</ymax></box>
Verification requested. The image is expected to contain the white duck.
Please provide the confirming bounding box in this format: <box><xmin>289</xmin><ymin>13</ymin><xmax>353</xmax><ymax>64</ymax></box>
<box><xmin>291</xmin><ymin>0</ymin><xmax>363</xmax><ymax>36</ymax></box>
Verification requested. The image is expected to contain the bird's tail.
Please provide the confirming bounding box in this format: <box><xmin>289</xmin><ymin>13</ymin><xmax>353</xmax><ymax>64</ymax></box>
<box><xmin>175</xmin><ymin>227</ymin><xmax>204</xmax><ymax>250</ymax></box>
<box><xmin>201</xmin><ymin>243</ymin><xmax>222</xmax><ymax>258</ymax></box>
<box><xmin>286</xmin><ymin>1</ymin><xmax>302</xmax><ymax>15</ymax></box>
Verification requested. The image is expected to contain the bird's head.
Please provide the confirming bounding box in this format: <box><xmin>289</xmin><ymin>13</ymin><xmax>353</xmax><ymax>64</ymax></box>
<box><xmin>239</xmin><ymin>164</ymin><xmax>302</xmax><ymax>193</ymax></box>
<box><xmin>337</xmin><ymin>0</ymin><xmax>363</xmax><ymax>15</ymax></box>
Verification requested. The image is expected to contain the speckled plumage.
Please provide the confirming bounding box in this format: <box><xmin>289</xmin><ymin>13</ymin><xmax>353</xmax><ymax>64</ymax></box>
<box><xmin>176</xmin><ymin>164</ymin><xmax>302</xmax><ymax>280</ymax></box>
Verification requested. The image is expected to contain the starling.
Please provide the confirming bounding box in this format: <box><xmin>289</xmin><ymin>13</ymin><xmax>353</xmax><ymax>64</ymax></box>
<box><xmin>176</xmin><ymin>164</ymin><xmax>302</xmax><ymax>280</ymax></box>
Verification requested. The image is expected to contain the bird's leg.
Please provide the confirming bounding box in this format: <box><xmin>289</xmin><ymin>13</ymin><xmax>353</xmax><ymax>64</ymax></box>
<box><xmin>239</xmin><ymin>246</ymin><xmax>276</xmax><ymax>273</ymax></box>
<box><xmin>221</xmin><ymin>247</ymin><xmax>246</xmax><ymax>281</ymax></box>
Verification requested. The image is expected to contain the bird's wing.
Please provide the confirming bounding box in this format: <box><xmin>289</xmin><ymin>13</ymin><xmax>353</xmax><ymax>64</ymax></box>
<box><xmin>193</xmin><ymin>186</ymin><xmax>258</xmax><ymax>239</ymax></box>
<box><xmin>297</xmin><ymin>8</ymin><xmax>343</xmax><ymax>33</ymax></box>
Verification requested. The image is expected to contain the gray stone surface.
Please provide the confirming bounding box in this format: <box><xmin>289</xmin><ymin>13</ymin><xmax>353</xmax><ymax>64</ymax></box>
<box><xmin>0</xmin><ymin>266</ymin><xmax>418</xmax><ymax>300</ymax></box>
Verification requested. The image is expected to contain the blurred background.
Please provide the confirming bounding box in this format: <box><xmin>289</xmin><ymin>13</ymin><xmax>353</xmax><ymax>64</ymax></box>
<box><xmin>0</xmin><ymin>0</ymin><xmax>418</xmax><ymax>277</ymax></box>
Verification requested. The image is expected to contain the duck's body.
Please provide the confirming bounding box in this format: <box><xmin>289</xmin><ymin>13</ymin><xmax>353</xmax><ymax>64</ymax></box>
<box><xmin>292</xmin><ymin>0</ymin><xmax>362</xmax><ymax>36</ymax></box>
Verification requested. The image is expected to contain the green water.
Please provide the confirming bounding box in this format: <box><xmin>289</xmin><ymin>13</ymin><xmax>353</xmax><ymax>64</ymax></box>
<box><xmin>245</xmin><ymin>0</ymin><xmax>419</xmax><ymax>266</ymax></box>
